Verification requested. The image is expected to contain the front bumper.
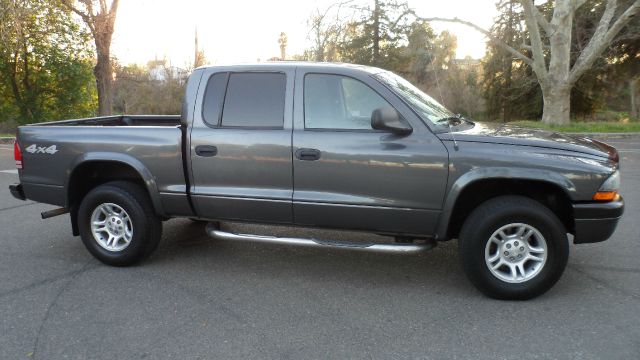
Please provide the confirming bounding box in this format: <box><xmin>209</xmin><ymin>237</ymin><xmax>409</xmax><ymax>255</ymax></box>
<box><xmin>9</xmin><ymin>183</ymin><xmax>26</xmax><ymax>201</ymax></box>
<box><xmin>572</xmin><ymin>197</ymin><xmax>624</xmax><ymax>244</ymax></box>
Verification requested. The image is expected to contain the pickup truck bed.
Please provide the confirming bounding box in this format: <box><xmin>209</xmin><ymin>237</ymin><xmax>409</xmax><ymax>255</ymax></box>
<box><xmin>16</xmin><ymin>114</ymin><xmax>192</xmax><ymax>219</ymax></box>
<box><xmin>33</xmin><ymin>114</ymin><xmax>181</xmax><ymax>127</ymax></box>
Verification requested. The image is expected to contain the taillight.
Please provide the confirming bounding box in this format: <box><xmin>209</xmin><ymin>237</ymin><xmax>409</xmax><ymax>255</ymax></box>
<box><xmin>14</xmin><ymin>140</ymin><xmax>23</xmax><ymax>169</ymax></box>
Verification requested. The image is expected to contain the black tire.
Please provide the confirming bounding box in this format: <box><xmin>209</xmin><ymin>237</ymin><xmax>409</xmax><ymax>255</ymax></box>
<box><xmin>459</xmin><ymin>195</ymin><xmax>569</xmax><ymax>300</ymax></box>
<box><xmin>78</xmin><ymin>181</ymin><xmax>162</xmax><ymax>266</ymax></box>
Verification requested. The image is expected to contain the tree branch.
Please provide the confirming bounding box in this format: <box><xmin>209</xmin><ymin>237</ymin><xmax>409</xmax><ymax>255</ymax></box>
<box><xmin>569</xmin><ymin>0</ymin><xmax>640</xmax><ymax>84</ymax></box>
<box><xmin>520</xmin><ymin>0</ymin><xmax>549</xmax><ymax>81</ymax></box>
<box><xmin>417</xmin><ymin>16</ymin><xmax>533</xmax><ymax>66</ymax></box>
<box><xmin>574</xmin><ymin>0</ymin><xmax>589</xmax><ymax>10</ymax></box>
<box><xmin>532</xmin><ymin>3</ymin><xmax>554</xmax><ymax>35</ymax></box>
<box><xmin>61</xmin><ymin>1</ymin><xmax>96</xmax><ymax>35</ymax></box>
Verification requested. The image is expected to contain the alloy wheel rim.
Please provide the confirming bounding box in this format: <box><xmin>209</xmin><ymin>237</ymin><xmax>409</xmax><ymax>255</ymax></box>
<box><xmin>484</xmin><ymin>223</ymin><xmax>547</xmax><ymax>283</ymax></box>
<box><xmin>90</xmin><ymin>203</ymin><xmax>133</xmax><ymax>252</ymax></box>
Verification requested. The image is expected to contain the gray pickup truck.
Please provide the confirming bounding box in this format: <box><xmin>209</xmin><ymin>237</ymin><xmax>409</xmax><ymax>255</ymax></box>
<box><xmin>9</xmin><ymin>62</ymin><xmax>624</xmax><ymax>299</ymax></box>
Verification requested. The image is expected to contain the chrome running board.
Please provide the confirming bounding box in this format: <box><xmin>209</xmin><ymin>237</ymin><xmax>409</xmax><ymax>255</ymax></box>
<box><xmin>206</xmin><ymin>223</ymin><xmax>434</xmax><ymax>254</ymax></box>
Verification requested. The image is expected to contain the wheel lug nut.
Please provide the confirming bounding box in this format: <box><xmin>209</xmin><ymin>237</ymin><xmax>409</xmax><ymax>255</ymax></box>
<box><xmin>506</xmin><ymin>244</ymin><xmax>511</xmax><ymax>249</ymax></box>
<box><xmin>510</xmin><ymin>256</ymin><xmax>515</xmax><ymax>261</ymax></box>
<box><xmin>518</xmin><ymin>254</ymin><xmax>522</xmax><ymax>258</ymax></box>
<box><xmin>514</xmin><ymin>241</ymin><xmax>519</xmax><ymax>246</ymax></box>
<box><xmin>504</xmin><ymin>251</ymin><xmax>509</xmax><ymax>256</ymax></box>
<box><xmin>520</xmin><ymin>247</ymin><xmax>524</xmax><ymax>251</ymax></box>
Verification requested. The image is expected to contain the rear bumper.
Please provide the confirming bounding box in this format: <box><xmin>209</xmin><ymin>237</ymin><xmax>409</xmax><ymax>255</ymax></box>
<box><xmin>572</xmin><ymin>197</ymin><xmax>624</xmax><ymax>244</ymax></box>
<box><xmin>9</xmin><ymin>183</ymin><xmax>26</xmax><ymax>201</ymax></box>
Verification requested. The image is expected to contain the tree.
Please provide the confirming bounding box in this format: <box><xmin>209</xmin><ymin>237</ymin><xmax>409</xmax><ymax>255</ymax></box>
<box><xmin>339</xmin><ymin>0</ymin><xmax>415</xmax><ymax>69</ymax></box>
<box><xmin>278</xmin><ymin>32</ymin><xmax>288</xmax><ymax>60</ymax></box>
<box><xmin>63</xmin><ymin>0</ymin><xmax>119</xmax><ymax>116</ymax></box>
<box><xmin>420</xmin><ymin>0</ymin><xmax>640</xmax><ymax>124</ymax></box>
<box><xmin>113</xmin><ymin>60</ymin><xmax>185</xmax><ymax>115</ymax></box>
<box><xmin>193</xmin><ymin>27</ymin><xmax>206</xmax><ymax>68</ymax></box>
<box><xmin>0</xmin><ymin>0</ymin><xmax>97</xmax><ymax>124</ymax></box>
<box><xmin>306</xmin><ymin>1</ymin><xmax>351</xmax><ymax>61</ymax></box>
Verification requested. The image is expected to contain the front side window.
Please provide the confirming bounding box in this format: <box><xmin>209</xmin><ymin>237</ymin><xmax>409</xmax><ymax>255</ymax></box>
<box><xmin>202</xmin><ymin>72</ymin><xmax>286</xmax><ymax>128</ymax></box>
<box><xmin>304</xmin><ymin>74</ymin><xmax>392</xmax><ymax>130</ymax></box>
<box><xmin>373</xmin><ymin>71</ymin><xmax>454</xmax><ymax>125</ymax></box>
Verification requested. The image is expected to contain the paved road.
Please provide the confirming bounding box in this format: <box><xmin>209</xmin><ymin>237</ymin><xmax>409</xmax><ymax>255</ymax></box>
<box><xmin>0</xmin><ymin>138</ymin><xmax>639</xmax><ymax>359</ymax></box>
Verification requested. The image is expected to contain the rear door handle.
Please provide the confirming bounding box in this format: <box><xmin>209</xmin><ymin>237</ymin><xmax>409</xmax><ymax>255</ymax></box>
<box><xmin>295</xmin><ymin>148</ymin><xmax>321</xmax><ymax>161</ymax></box>
<box><xmin>195</xmin><ymin>145</ymin><xmax>218</xmax><ymax>157</ymax></box>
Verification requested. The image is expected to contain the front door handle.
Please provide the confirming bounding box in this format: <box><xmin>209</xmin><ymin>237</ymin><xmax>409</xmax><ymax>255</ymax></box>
<box><xmin>195</xmin><ymin>145</ymin><xmax>218</xmax><ymax>157</ymax></box>
<box><xmin>295</xmin><ymin>148</ymin><xmax>321</xmax><ymax>161</ymax></box>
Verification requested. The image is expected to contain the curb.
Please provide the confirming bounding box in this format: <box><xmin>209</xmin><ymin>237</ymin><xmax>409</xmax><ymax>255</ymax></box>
<box><xmin>0</xmin><ymin>137</ymin><xmax>15</xmax><ymax>144</ymax></box>
<box><xmin>567</xmin><ymin>132</ymin><xmax>640</xmax><ymax>139</ymax></box>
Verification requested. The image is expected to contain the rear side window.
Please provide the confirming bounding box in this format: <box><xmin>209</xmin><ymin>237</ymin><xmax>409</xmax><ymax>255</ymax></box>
<box><xmin>202</xmin><ymin>72</ymin><xmax>228</xmax><ymax>126</ymax></box>
<box><xmin>221</xmin><ymin>72</ymin><xmax>286</xmax><ymax>128</ymax></box>
<box><xmin>202</xmin><ymin>72</ymin><xmax>286</xmax><ymax>128</ymax></box>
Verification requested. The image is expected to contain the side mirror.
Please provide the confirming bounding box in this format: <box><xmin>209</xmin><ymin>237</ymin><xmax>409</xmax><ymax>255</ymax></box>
<box><xmin>371</xmin><ymin>107</ymin><xmax>413</xmax><ymax>135</ymax></box>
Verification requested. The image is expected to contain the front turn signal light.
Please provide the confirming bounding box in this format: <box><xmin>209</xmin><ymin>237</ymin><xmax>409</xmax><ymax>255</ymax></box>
<box><xmin>593</xmin><ymin>191</ymin><xmax>619</xmax><ymax>201</ymax></box>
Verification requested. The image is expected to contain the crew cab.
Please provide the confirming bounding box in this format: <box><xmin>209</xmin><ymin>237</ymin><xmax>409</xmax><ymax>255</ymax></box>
<box><xmin>9</xmin><ymin>62</ymin><xmax>624</xmax><ymax>299</ymax></box>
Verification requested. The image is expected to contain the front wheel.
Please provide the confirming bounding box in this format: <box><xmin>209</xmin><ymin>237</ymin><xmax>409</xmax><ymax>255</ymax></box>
<box><xmin>78</xmin><ymin>181</ymin><xmax>162</xmax><ymax>266</ymax></box>
<box><xmin>459</xmin><ymin>196</ymin><xmax>569</xmax><ymax>300</ymax></box>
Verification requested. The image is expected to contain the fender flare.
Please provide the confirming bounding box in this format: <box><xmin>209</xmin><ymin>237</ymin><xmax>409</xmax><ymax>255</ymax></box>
<box><xmin>64</xmin><ymin>152</ymin><xmax>164</xmax><ymax>216</ymax></box>
<box><xmin>435</xmin><ymin>167</ymin><xmax>576</xmax><ymax>240</ymax></box>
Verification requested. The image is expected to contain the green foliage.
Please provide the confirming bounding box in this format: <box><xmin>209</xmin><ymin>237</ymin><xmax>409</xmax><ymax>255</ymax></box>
<box><xmin>482</xmin><ymin>0</ymin><xmax>543</xmax><ymax>121</ymax></box>
<box><xmin>482</xmin><ymin>0</ymin><xmax>639</xmax><ymax>122</ymax></box>
<box><xmin>0</xmin><ymin>0</ymin><xmax>97</xmax><ymax>124</ymax></box>
<box><xmin>338</xmin><ymin>0</ymin><xmax>415</xmax><ymax>69</ymax></box>
<box><xmin>112</xmin><ymin>61</ymin><xmax>185</xmax><ymax>115</ymax></box>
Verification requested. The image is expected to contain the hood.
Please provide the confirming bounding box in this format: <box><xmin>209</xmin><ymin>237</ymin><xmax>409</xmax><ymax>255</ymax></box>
<box><xmin>436</xmin><ymin>122</ymin><xmax>617</xmax><ymax>160</ymax></box>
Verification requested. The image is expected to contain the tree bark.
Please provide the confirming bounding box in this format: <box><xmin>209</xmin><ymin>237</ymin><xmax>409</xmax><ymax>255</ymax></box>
<box><xmin>541</xmin><ymin>86</ymin><xmax>571</xmax><ymax>125</ymax></box>
<box><xmin>419</xmin><ymin>0</ymin><xmax>640</xmax><ymax>126</ymax></box>
<box><xmin>631</xmin><ymin>79</ymin><xmax>638</xmax><ymax>119</ymax></box>
<box><xmin>94</xmin><ymin>49</ymin><xmax>112</xmax><ymax>116</ymax></box>
<box><xmin>64</xmin><ymin>0</ymin><xmax>119</xmax><ymax>116</ymax></box>
<box><xmin>373</xmin><ymin>0</ymin><xmax>380</xmax><ymax>65</ymax></box>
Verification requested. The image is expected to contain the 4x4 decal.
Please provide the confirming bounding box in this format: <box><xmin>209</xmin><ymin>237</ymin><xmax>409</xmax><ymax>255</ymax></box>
<box><xmin>25</xmin><ymin>144</ymin><xmax>59</xmax><ymax>154</ymax></box>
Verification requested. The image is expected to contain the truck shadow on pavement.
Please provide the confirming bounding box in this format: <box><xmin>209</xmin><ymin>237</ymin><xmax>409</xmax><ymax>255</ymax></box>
<box><xmin>145</xmin><ymin>219</ymin><xmax>477</xmax><ymax>299</ymax></box>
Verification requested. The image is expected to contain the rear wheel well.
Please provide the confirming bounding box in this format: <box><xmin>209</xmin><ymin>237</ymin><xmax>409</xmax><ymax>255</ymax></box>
<box><xmin>67</xmin><ymin>162</ymin><xmax>149</xmax><ymax>235</ymax></box>
<box><xmin>446</xmin><ymin>179</ymin><xmax>574</xmax><ymax>240</ymax></box>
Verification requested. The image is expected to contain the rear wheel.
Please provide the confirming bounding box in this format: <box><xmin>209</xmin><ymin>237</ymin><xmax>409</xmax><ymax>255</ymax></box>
<box><xmin>459</xmin><ymin>195</ymin><xmax>569</xmax><ymax>300</ymax></box>
<box><xmin>78</xmin><ymin>181</ymin><xmax>162</xmax><ymax>266</ymax></box>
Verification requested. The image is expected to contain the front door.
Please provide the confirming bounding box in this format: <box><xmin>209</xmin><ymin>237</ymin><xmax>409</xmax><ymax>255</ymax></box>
<box><xmin>190</xmin><ymin>68</ymin><xmax>294</xmax><ymax>223</ymax></box>
<box><xmin>292</xmin><ymin>70</ymin><xmax>449</xmax><ymax>235</ymax></box>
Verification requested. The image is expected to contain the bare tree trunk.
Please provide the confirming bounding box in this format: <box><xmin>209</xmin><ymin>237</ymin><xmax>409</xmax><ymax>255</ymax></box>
<box><xmin>64</xmin><ymin>0</ymin><xmax>119</xmax><ymax>116</ymax></box>
<box><xmin>419</xmin><ymin>0</ymin><xmax>640</xmax><ymax>126</ymax></box>
<box><xmin>94</xmin><ymin>48</ymin><xmax>112</xmax><ymax>116</ymax></box>
<box><xmin>631</xmin><ymin>79</ymin><xmax>638</xmax><ymax>119</ymax></box>
<box><xmin>541</xmin><ymin>85</ymin><xmax>571</xmax><ymax>125</ymax></box>
<box><xmin>373</xmin><ymin>0</ymin><xmax>380</xmax><ymax>65</ymax></box>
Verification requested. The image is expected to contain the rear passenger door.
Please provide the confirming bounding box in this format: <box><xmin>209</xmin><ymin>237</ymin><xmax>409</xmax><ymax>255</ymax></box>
<box><xmin>190</xmin><ymin>67</ymin><xmax>294</xmax><ymax>223</ymax></box>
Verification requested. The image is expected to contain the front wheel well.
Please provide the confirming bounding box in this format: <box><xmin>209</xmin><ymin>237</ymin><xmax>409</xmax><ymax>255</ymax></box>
<box><xmin>445</xmin><ymin>179</ymin><xmax>574</xmax><ymax>240</ymax></box>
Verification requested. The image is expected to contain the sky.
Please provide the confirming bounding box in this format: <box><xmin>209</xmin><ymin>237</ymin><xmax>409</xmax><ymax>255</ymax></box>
<box><xmin>110</xmin><ymin>0</ymin><xmax>499</xmax><ymax>68</ymax></box>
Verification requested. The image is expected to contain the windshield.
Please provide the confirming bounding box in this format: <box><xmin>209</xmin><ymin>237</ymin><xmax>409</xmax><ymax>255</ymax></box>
<box><xmin>374</xmin><ymin>71</ymin><xmax>455</xmax><ymax>125</ymax></box>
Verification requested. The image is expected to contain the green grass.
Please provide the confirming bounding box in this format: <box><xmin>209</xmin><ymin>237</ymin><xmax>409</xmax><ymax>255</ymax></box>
<box><xmin>511</xmin><ymin>120</ymin><xmax>640</xmax><ymax>133</ymax></box>
<box><xmin>0</xmin><ymin>133</ymin><xmax>14</xmax><ymax>138</ymax></box>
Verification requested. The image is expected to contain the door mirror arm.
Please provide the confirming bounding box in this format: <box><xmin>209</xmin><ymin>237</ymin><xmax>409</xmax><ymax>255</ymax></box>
<box><xmin>371</xmin><ymin>107</ymin><xmax>413</xmax><ymax>135</ymax></box>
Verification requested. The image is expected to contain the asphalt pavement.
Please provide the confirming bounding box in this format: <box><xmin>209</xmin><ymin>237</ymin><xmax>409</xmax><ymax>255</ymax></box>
<box><xmin>0</xmin><ymin>137</ymin><xmax>639</xmax><ymax>359</ymax></box>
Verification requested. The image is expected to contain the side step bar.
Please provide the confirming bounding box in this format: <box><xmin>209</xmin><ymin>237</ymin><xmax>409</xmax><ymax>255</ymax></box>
<box><xmin>206</xmin><ymin>223</ymin><xmax>435</xmax><ymax>254</ymax></box>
